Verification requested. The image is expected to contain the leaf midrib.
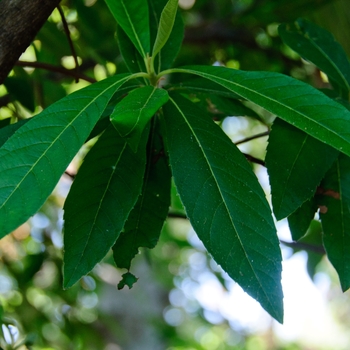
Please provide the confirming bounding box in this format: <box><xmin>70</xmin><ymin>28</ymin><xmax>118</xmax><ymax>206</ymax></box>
<box><xmin>0</xmin><ymin>77</ymin><xmax>129</xmax><ymax>213</ymax></box>
<box><xmin>66</xmin><ymin>142</ymin><xmax>128</xmax><ymax>286</ymax></box>
<box><xmin>169</xmin><ymin>97</ymin><xmax>275</xmax><ymax>309</ymax></box>
<box><xmin>120</xmin><ymin>0</ymin><xmax>146</xmax><ymax>58</ymax></box>
<box><xmin>174</xmin><ymin>68</ymin><xmax>350</xmax><ymax>150</ymax></box>
<box><xmin>275</xmin><ymin>133</ymin><xmax>309</xmax><ymax>217</ymax></box>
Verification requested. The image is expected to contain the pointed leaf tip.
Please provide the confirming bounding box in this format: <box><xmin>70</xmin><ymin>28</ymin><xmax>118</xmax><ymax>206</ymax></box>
<box><xmin>163</xmin><ymin>93</ymin><xmax>283</xmax><ymax>322</ymax></box>
<box><xmin>152</xmin><ymin>0</ymin><xmax>179</xmax><ymax>59</ymax></box>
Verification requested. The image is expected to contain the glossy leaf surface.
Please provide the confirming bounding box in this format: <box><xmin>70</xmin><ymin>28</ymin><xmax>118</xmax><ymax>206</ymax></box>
<box><xmin>279</xmin><ymin>18</ymin><xmax>350</xmax><ymax>94</ymax></box>
<box><xmin>266</xmin><ymin>118</ymin><xmax>338</xmax><ymax>220</ymax></box>
<box><xmin>110</xmin><ymin>86</ymin><xmax>169</xmax><ymax>151</ymax></box>
<box><xmin>104</xmin><ymin>0</ymin><xmax>150</xmax><ymax>57</ymax></box>
<box><xmin>319</xmin><ymin>154</ymin><xmax>350</xmax><ymax>291</ymax></box>
<box><xmin>163</xmin><ymin>93</ymin><xmax>283</xmax><ymax>322</ymax></box>
<box><xmin>0</xmin><ymin>74</ymin><xmax>130</xmax><ymax>236</ymax></box>
<box><xmin>63</xmin><ymin>125</ymin><xmax>148</xmax><ymax>288</ymax></box>
<box><xmin>113</xmin><ymin>119</ymin><xmax>171</xmax><ymax>270</ymax></box>
<box><xmin>172</xmin><ymin>66</ymin><xmax>350</xmax><ymax>157</ymax></box>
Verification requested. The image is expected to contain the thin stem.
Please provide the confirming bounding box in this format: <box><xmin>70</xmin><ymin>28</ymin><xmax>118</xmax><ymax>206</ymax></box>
<box><xmin>15</xmin><ymin>60</ymin><xmax>96</xmax><ymax>83</ymax></box>
<box><xmin>57</xmin><ymin>5</ymin><xmax>80</xmax><ymax>83</ymax></box>
<box><xmin>280</xmin><ymin>239</ymin><xmax>325</xmax><ymax>255</ymax></box>
<box><xmin>235</xmin><ymin>130</ymin><xmax>270</xmax><ymax>145</ymax></box>
<box><xmin>242</xmin><ymin>153</ymin><xmax>265</xmax><ymax>166</ymax></box>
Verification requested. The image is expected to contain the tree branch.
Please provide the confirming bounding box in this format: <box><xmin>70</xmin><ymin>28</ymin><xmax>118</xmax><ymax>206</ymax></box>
<box><xmin>235</xmin><ymin>131</ymin><xmax>270</xmax><ymax>146</ymax></box>
<box><xmin>15</xmin><ymin>60</ymin><xmax>96</xmax><ymax>83</ymax></box>
<box><xmin>0</xmin><ymin>0</ymin><xmax>61</xmax><ymax>84</ymax></box>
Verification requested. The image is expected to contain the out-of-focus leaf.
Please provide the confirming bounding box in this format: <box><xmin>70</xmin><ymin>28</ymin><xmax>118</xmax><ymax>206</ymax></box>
<box><xmin>63</xmin><ymin>125</ymin><xmax>149</xmax><ymax>288</ymax></box>
<box><xmin>241</xmin><ymin>0</ymin><xmax>333</xmax><ymax>25</ymax></box>
<box><xmin>104</xmin><ymin>0</ymin><xmax>150</xmax><ymax>58</ymax></box>
<box><xmin>113</xmin><ymin>118</ymin><xmax>171</xmax><ymax>270</ymax></box>
<box><xmin>172</xmin><ymin>66</ymin><xmax>350</xmax><ymax>157</ymax></box>
<box><xmin>266</xmin><ymin>118</ymin><xmax>338</xmax><ymax>220</ymax></box>
<box><xmin>319</xmin><ymin>154</ymin><xmax>350</xmax><ymax>291</ymax></box>
<box><xmin>163</xmin><ymin>93</ymin><xmax>283</xmax><ymax>323</ymax></box>
<box><xmin>279</xmin><ymin>18</ymin><xmax>350</xmax><ymax>95</ymax></box>
<box><xmin>4</xmin><ymin>76</ymin><xmax>35</xmax><ymax>112</ymax></box>
<box><xmin>0</xmin><ymin>120</ymin><xmax>29</xmax><ymax>147</ymax></box>
<box><xmin>300</xmin><ymin>220</ymin><xmax>324</xmax><ymax>280</ymax></box>
<box><xmin>0</xmin><ymin>73</ymin><xmax>130</xmax><ymax>237</ymax></box>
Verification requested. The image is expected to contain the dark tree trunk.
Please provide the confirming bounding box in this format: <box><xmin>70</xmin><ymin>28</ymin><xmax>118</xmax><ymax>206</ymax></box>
<box><xmin>0</xmin><ymin>0</ymin><xmax>61</xmax><ymax>84</ymax></box>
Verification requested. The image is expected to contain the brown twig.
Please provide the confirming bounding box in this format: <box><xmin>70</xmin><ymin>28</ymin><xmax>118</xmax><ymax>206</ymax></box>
<box><xmin>15</xmin><ymin>60</ymin><xmax>96</xmax><ymax>83</ymax></box>
<box><xmin>235</xmin><ymin>130</ymin><xmax>270</xmax><ymax>146</ymax></box>
<box><xmin>57</xmin><ymin>5</ymin><xmax>80</xmax><ymax>83</ymax></box>
<box><xmin>242</xmin><ymin>152</ymin><xmax>265</xmax><ymax>166</ymax></box>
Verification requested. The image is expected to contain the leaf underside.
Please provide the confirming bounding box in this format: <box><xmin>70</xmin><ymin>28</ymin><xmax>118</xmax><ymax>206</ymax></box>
<box><xmin>113</xmin><ymin>118</ymin><xmax>171</xmax><ymax>270</ymax></box>
<box><xmin>163</xmin><ymin>93</ymin><xmax>283</xmax><ymax>322</ymax></box>
<box><xmin>149</xmin><ymin>0</ymin><xmax>184</xmax><ymax>72</ymax></box>
<box><xmin>152</xmin><ymin>0</ymin><xmax>179</xmax><ymax>59</ymax></box>
<box><xmin>63</xmin><ymin>125</ymin><xmax>148</xmax><ymax>288</ymax></box>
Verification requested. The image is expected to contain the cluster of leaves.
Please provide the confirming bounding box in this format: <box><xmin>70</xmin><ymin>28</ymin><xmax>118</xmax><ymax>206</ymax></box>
<box><xmin>1</xmin><ymin>0</ymin><xmax>350</xmax><ymax>324</ymax></box>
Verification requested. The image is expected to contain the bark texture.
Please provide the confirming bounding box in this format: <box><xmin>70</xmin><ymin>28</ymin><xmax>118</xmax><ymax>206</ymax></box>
<box><xmin>0</xmin><ymin>0</ymin><xmax>61</xmax><ymax>84</ymax></box>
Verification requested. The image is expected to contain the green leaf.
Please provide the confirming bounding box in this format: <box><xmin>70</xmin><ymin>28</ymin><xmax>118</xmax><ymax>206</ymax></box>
<box><xmin>163</xmin><ymin>93</ymin><xmax>283</xmax><ymax>322</ymax></box>
<box><xmin>299</xmin><ymin>220</ymin><xmax>324</xmax><ymax>280</ymax></box>
<box><xmin>118</xmin><ymin>272</ymin><xmax>138</xmax><ymax>289</ymax></box>
<box><xmin>104</xmin><ymin>0</ymin><xmax>150</xmax><ymax>58</ymax></box>
<box><xmin>171</xmin><ymin>66</ymin><xmax>350</xmax><ymax>157</ymax></box>
<box><xmin>118</xmin><ymin>26</ymin><xmax>146</xmax><ymax>74</ymax></box>
<box><xmin>170</xmin><ymin>78</ymin><xmax>241</xmax><ymax>99</ymax></box>
<box><xmin>87</xmin><ymin>82</ymin><xmax>142</xmax><ymax>141</ymax></box>
<box><xmin>319</xmin><ymin>154</ymin><xmax>350</xmax><ymax>291</ymax></box>
<box><xmin>196</xmin><ymin>94</ymin><xmax>262</xmax><ymax>121</ymax></box>
<box><xmin>63</xmin><ymin>125</ymin><xmax>149</xmax><ymax>288</ymax></box>
<box><xmin>288</xmin><ymin>198</ymin><xmax>318</xmax><ymax>241</ymax></box>
<box><xmin>149</xmin><ymin>0</ymin><xmax>184</xmax><ymax>72</ymax></box>
<box><xmin>110</xmin><ymin>86</ymin><xmax>169</xmax><ymax>152</ymax></box>
<box><xmin>0</xmin><ymin>74</ymin><xmax>130</xmax><ymax>237</ymax></box>
<box><xmin>279</xmin><ymin>18</ymin><xmax>350</xmax><ymax>94</ymax></box>
<box><xmin>113</xmin><ymin>118</ymin><xmax>171</xmax><ymax>270</ymax></box>
<box><xmin>152</xmin><ymin>0</ymin><xmax>178</xmax><ymax>60</ymax></box>
<box><xmin>266</xmin><ymin>118</ymin><xmax>338</xmax><ymax>220</ymax></box>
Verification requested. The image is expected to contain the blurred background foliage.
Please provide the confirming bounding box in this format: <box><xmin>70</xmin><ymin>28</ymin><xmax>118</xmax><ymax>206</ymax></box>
<box><xmin>1</xmin><ymin>0</ymin><xmax>350</xmax><ymax>349</ymax></box>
